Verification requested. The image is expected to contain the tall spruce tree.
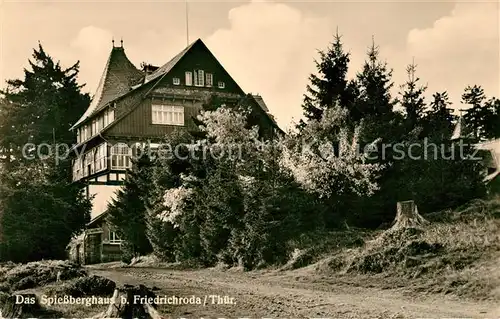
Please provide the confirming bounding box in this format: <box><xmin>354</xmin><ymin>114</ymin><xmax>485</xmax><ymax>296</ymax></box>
<box><xmin>299</xmin><ymin>30</ymin><xmax>356</xmax><ymax>128</ymax></box>
<box><xmin>0</xmin><ymin>43</ymin><xmax>90</xmax><ymax>163</ymax></box>
<box><xmin>107</xmin><ymin>147</ymin><xmax>154</xmax><ymax>260</ymax></box>
<box><xmin>0</xmin><ymin>43</ymin><xmax>92</xmax><ymax>262</ymax></box>
<box><xmin>398</xmin><ymin>59</ymin><xmax>427</xmax><ymax>130</ymax></box>
<box><xmin>461</xmin><ymin>85</ymin><xmax>488</xmax><ymax>139</ymax></box>
<box><xmin>481</xmin><ymin>97</ymin><xmax>500</xmax><ymax>139</ymax></box>
<box><xmin>356</xmin><ymin>37</ymin><xmax>395</xmax><ymax>119</ymax></box>
<box><xmin>425</xmin><ymin>91</ymin><xmax>455</xmax><ymax>140</ymax></box>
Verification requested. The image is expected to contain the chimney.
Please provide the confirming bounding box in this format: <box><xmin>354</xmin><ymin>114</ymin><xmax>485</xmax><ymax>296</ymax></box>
<box><xmin>141</xmin><ymin>63</ymin><xmax>159</xmax><ymax>76</ymax></box>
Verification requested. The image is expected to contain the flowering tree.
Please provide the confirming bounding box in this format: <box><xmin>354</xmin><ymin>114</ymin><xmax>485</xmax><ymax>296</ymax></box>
<box><xmin>149</xmin><ymin>105</ymin><xmax>320</xmax><ymax>267</ymax></box>
<box><xmin>158</xmin><ymin>177</ymin><xmax>194</xmax><ymax>228</ymax></box>
<box><xmin>281</xmin><ymin>106</ymin><xmax>382</xmax><ymax>200</ymax></box>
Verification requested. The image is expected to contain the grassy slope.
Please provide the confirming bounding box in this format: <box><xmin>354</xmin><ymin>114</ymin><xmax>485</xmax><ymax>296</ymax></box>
<box><xmin>288</xmin><ymin>198</ymin><xmax>500</xmax><ymax>301</ymax></box>
<box><xmin>127</xmin><ymin>198</ymin><xmax>499</xmax><ymax>301</ymax></box>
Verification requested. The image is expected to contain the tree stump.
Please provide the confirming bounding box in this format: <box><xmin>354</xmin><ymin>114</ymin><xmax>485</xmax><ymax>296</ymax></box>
<box><xmin>92</xmin><ymin>284</ymin><xmax>164</xmax><ymax>319</ymax></box>
<box><xmin>392</xmin><ymin>200</ymin><xmax>428</xmax><ymax>229</ymax></box>
<box><xmin>0</xmin><ymin>293</ymin><xmax>62</xmax><ymax>318</ymax></box>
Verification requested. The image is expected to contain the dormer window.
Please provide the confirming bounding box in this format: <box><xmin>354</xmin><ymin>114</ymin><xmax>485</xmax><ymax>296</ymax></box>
<box><xmin>218</xmin><ymin>81</ymin><xmax>225</xmax><ymax>89</ymax></box>
<box><xmin>206</xmin><ymin>73</ymin><xmax>213</xmax><ymax>87</ymax></box>
<box><xmin>173</xmin><ymin>77</ymin><xmax>180</xmax><ymax>85</ymax></box>
<box><xmin>194</xmin><ymin>69</ymin><xmax>205</xmax><ymax>87</ymax></box>
<box><xmin>185</xmin><ymin>72</ymin><xmax>192</xmax><ymax>86</ymax></box>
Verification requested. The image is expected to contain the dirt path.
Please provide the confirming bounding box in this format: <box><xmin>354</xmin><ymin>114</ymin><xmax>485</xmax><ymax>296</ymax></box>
<box><xmin>90</xmin><ymin>267</ymin><xmax>498</xmax><ymax>318</ymax></box>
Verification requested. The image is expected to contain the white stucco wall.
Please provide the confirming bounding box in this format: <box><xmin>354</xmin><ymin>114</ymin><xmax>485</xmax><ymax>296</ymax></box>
<box><xmin>89</xmin><ymin>184</ymin><xmax>122</xmax><ymax>219</ymax></box>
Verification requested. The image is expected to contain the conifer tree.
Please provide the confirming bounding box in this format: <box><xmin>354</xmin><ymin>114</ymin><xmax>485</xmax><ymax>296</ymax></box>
<box><xmin>425</xmin><ymin>91</ymin><xmax>455</xmax><ymax>140</ymax></box>
<box><xmin>107</xmin><ymin>147</ymin><xmax>154</xmax><ymax>260</ymax></box>
<box><xmin>356</xmin><ymin>37</ymin><xmax>395</xmax><ymax>119</ymax></box>
<box><xmin>0</xmin><ymin>43</ymin><xmax>90</xmax><ymax>163</ymax></box>
<box><xmin>0</xmin><ymin>43</ymin><xmax>92</xmax><ymax>262</ymax></box>
<box><xmin>398</xmin><ymin>59</ymin><xmax>427</xmax><ymax>129</ymax></box>
<box><xmin>299</xmin><ymin>30</ymin><xmax>356</xmax><ymax>128</ymax></box>
<box><xmin>0</xmin><ymin>157</ymin><xmax>91</xmax><ymax>262</ymax></box>
<box><xmin>481</xmin><ymin>97</ymin><xmax>500</xmax><ymax>139</ymax></box>
<box><xmin>462</xmin><ymin>85</ymin><xmax>488</xmax><ymax>139</ymax></box>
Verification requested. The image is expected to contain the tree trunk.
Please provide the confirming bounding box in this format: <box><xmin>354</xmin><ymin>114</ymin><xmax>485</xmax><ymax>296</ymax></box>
<box><xmin>392</xmin><ymin>200</ymin><xmax>428</xmax><ymax>229</ymax></box>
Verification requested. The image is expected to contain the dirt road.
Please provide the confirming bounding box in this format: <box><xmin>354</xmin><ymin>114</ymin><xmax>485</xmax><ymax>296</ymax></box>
<box><xmin>90</xmin><ymin>267</ymin><xmax>498</xmax><ymax>319</ymax></box>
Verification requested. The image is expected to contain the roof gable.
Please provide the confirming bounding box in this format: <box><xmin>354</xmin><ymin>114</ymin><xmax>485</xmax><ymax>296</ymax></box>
<box><xmin>74</xmin><ymin>39</ymin><xmax>282</xmax><ymax>140</ymax></box>
<box><xmin>71</xmin><ymin>46</ymin><xmax>143</xmax><ymax>130</ymax></box>
<box><xmin>144</xmin><ymin>38</ymin><xmax>245</xmax><ymax>94</ymax></box>
<box><xmin>143</xmin><ymin>40</ymin><xmax>197</xmax><ymax>84</ymax></box>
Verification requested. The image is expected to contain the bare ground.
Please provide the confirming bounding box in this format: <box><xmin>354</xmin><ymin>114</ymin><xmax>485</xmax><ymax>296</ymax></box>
<box><xmin>89</xmin><ymin>266</ymin><xmax>499</xmax><ymax>318</ymax></box>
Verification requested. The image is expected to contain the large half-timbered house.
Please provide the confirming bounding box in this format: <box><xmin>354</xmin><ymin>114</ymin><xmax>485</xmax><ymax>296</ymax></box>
<box><xmin>67</xmin><ymin>39</ymin><xmax>280</xmax><ymax>264</ymax></box>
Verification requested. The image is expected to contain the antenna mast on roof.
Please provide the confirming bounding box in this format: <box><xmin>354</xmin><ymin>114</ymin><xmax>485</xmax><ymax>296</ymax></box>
<box><xmin>185</xmin><ymin>0</ymin><xmax>190</xmax><ymax>46</ymax></box>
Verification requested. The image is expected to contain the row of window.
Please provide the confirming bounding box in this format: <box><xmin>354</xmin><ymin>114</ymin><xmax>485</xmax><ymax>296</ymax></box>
<box><xmin>152</xmin><ymin>104</ymin><xmax>184</xmax><ymax>125</ymax></box>
<box><xmin>172</xmin><ymin>70</ymin><xmax>225</xmax><ymax>89</ymax></box>
<box><xmin>76</xmin><ymin>108</ymin><xmax>115</xmax><ymax>144</ymax></box>
<box><xmin>72</xmin><ymin>143</ymin><xmax>133</xmax><ymax>181</ymax></box>
<box><xmin>76</xmin><ymin>104</ymin><xmax>186</xmax><ymax>143</ymax></box>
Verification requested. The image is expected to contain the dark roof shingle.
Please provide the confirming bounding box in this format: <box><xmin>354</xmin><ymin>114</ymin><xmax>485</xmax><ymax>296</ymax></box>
<box><xmin>143</xmin><ymin>40</ymin><xmax>198</xmax><ymax>84</ymax></box>
<box><xmin>71</xmin><ymin>46</ymin><xmax>143</xmax><ymax>129</ymax></box>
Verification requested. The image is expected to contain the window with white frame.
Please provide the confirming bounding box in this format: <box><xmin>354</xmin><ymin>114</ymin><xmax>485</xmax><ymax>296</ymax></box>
<box><xmin>94</xmin><ymin>143</ymin><xmax>107</xmax><ymax>173</ymax></box>
<box><xmin>76</xmin><ymin>129</ymin><xmax>81</xmax><ymax>144</ymax></box>
<box><xmin>194</xmin><ymin>69</ymin><xmax>205</xmax><ymax>87</ymax></box>
<box><xmin>92</xmin><ymin>119</ymin><xmax>97</xmax><ymax>136</ymax></box>
<box><xmin>95</xmin><ymin>119</ymin><xmax>100</xmax><ymax>135</ymax></box>
<box><xmin>151</xmin><ymin>104</ymin><xmax>184</xmax><ymax>126</ymax></box>
<box><xmin>218</xmin><ymin>81</ymin><xmax>225</xmax><ymax>89</ymax></box>
<box><xmin>185</xmin><ymin>71</ymin><xmax>193</xmax><ymax>86</ymax></box>
<box><xmin>108</xmin><ymin>109</ymin><xmax>115</xmax><ymax>122</ymax></box>
<box><xmin>73</xmin><ymin>157</ymin><xmax>83</xmax><ymax>181</ymax></box>
<box><xmin>85</xmin><ymin>124</ymin><xmax>90</xmax><ymax>140</ymax></box>
<box><xmin>206</xmin><ymin>73</ymin><xmax>213</xmax><ymax>87</ymax></box>
<box><xmin>104</xmin><ymin>111</ymin><xmax>109</xmax><ymax>127</ymax></box>
<box><xmin>111</xmin><ymin>143</ymin><xmax>131</xmax><ymax>170</ymax></box>
<box><xmin>84</xmin><ymin>151</ymin><xmax>94</xmax><ymax>176</ymax></box>
<box><xmin>173</xmin><ymin>77</ymin><xmax>180</xmax><ymax>85</ymax></box>
<box><xmin>108</xmin><ymin>230</ymin><xmax>122</xmax><ymax>244</ymax></box>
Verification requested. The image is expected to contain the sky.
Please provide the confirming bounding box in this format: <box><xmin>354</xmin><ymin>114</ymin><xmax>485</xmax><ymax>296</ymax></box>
<box><xmin>0</xmin><ymin>0</ymin><xmax>499</xmax><ymax>130</ymax></box>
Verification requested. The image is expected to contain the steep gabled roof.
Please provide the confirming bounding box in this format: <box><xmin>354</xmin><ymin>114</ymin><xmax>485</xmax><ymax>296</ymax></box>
<box><xmin>71</xmin><ymin>45</ymin><xmax>143</xmax><ymax>130</ymax></box>
<box><xmin>143</xmin><ymin>40</ymin><xmax>198</xmax><ymax>84</ymax></box>
<box><xmin>73</xmin><ymin>38</ymin><xmax>282</xmax><ymax>139</ymax></box>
